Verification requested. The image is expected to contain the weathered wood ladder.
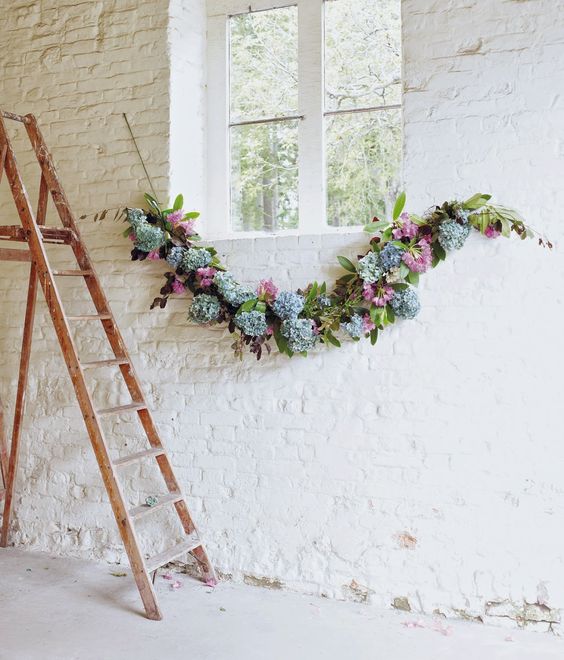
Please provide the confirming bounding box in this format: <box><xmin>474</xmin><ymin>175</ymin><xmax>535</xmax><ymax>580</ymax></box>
<box><xmin>0</xmin><ymin>110</ymin><xmax>215</xmax><ymax>620</ymax></box>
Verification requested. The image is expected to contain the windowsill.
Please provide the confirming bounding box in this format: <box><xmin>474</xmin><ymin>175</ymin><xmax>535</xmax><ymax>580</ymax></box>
<box><xmin>203</xmin><ymin>223</ymin><xmax>369</xmax><ymax>242</ymax></box>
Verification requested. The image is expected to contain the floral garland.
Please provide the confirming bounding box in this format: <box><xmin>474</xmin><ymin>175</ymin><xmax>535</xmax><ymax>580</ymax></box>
<box><xmin>123</xmin><ymin>192</ymin><xmax>549</xmax><ymax>359</ymax></box>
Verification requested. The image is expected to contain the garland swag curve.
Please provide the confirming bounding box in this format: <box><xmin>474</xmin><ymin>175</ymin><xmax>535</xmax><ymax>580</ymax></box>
<box><xmin>124</xmin><ymin>192</ymin><xmax>548</xmax><ymax>360</ymax></box>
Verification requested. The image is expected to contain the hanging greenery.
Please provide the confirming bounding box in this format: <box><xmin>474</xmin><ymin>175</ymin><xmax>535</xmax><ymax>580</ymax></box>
<box><xmin>122</xmin><ymin>192</ymin><xmax>550</xmax><ymax>360</ymax></box>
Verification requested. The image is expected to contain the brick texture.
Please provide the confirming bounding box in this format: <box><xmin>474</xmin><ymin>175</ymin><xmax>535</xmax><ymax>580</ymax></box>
<box><xmin>0</xmin><ymin>0</ymin><xmax>563</xmax><ymax>629</ymax></box>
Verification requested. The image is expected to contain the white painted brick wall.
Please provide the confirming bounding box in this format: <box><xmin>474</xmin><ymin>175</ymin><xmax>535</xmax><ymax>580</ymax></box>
<box><xmin>1</xmin><ymin>0</ymin><xmax>564</xmax><ymax>628</ymax></box>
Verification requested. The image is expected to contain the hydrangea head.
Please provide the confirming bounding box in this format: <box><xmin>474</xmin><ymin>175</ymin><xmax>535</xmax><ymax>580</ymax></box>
<box><xmin>214</xmin><ymin>271</ymin><xmax>255</xmax><ymax>306</ymax></box>
<box><xmin>134</xmin><ymin>223</ymin><xmax>166</xmax><ymax>253</ymax></box>
<box><xmin>389</xmin><ymin>287</ymin><xmax>420</xmax><ymax>319</ymax></box>
<box><xmin>235</xmin><ymin>310</ymin><xmax>268</xmax><ymax>337</ymax></box>
<box><xmin>281</xmin><ymin>318</ymin><xmax>317</xmax><ymax>352</ymax></box>
<box><xmin>181</xmin><ymin>247</ymin><xmax>212</xmax><ymax>272</ymax></box>
<box><xmin>272</xmin><ymin>291</ymin><xmax>305</xmax><ymax>320</ymax></box>
<box><xmin>166</xmin><ymin>246</ymin><xmax>185</xmax><ymax>268</ymax></box>
<box><xmin>188</xmin><ymin>294</ymin><xmax>221</xmax><ymax>324</ymax></box>
<box><xmin>357</xmin><ymin>251</ymin><xmax>382</xmax><ymax>284</ymax></box>
<box><xmin>342</xmin><ymin>314</ymin><xmax>364</xmax><ymax>339</ymax></box>
<box><xmin>438</xmin><ymin>221</ymin><xmax>472</xmax><ymax>251</ymax></box>
<box><xmin>379</xmin><ymin>243</ymin><xmax>403</xmax><ymax>271</ymax></box>
<box><xmin>127</xmin><ymin>208</ymin><xmax>147</xmax><ymax>227</ymax></box>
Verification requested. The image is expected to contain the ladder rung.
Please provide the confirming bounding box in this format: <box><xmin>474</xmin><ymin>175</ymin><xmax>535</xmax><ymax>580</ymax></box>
<box><xmin>52</xmin><ymin>269</ymin><xmax>94</xmax><ymax>276</ymax></box>
<box><xmin>81</xmin><ymin>358</ymin><xmax>129</xmax><ymax>369</ymax></box>
<box><xmin>146</xmin><ymin>535</ymin><xmax>202</xmax><ymax>573</ymax></box>
<box><xmin>67</xmin><ymin>314</ymin><xmax>112</xmax><ymax>321</ymax></box>
<box><xmin>129</xmin><ymin>492</ymin><xmax>183</xmax><ymax>520</ymax></box>
<box><xmin>97</xmin><ymin>402</ymin><xmax>146</xmax><ymax>416</ymax></box>
<box><xmin>113</xmin><ymin>447</ymin><xmax>166</xmax><ymax>467</ymax></box>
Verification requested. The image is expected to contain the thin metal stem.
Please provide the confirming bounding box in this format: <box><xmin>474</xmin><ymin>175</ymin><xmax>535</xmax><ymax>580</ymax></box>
<box><xmin>123</xmin><ymin>113</ymin><xmax>160</xmax><ymax>206</ymax></box>
<box><xmin>324</xmin><ymin>103</ymin><xmax>402</xmax><ymax>118</ymax></box>
<box><xmin>229</xmin><ymin>114</ymin><xmax>304</xmax><ymax>128</ymax></box>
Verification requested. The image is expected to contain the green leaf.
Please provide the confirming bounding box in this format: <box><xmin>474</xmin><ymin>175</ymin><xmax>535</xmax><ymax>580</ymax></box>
<box><xmin>392</xmin><ymin>191</ymin><xmax>406</xmax><ymax>221</ymax></box>
<box><xmin>306</xmin><ymin>282</ymin><xmax>318</xmax><ymax>303</ymax></box>
<box><xmin>386</xmin><ymin>305</ymin><xmax>395</xmax><ymax>324</ymax></box>
<box><xmin>173</xmin><ymin>194</ymin><xmax>184</xmax><ymax>211</ymax></box>
<box><xmin>399</xmin><ymin>263</ymin><xmax>410</xmax><ymax>279</ymax></box>
<box><xmin>239</xmin><ymin>299</ymin><xmax>256</xmax><ymax>313</ymax></box>
<box><xmin>337</xmin><ymin>256</ymin><xmax>357</xmax><ymax>273</ymax></box>
<box><xmin>144</xmin><ymin>193</ymin><xmax>161</xmax><ymax>212</ymax></box>
<box><xmin>122</xmin><ymin>227</ymin><xmax>132</xmax><ymax>238</ymax></box>
<box><xmin>434</xmin><ymin>243</ymin><xmax>446</xmax><ymax>261</ymax></box>
<box><xmin>184</xmin><ymin>211</ymin><xmax>200</xmax><ymax>219</ymax></box>
<box><xmin>407</xmin><ymin>271</ymin><xmax>419</xmax><ymax>286</ymax></box>
<box><xmin>323</xmin><ymin>330</ymin><xmax>341</xmax><ymax>348</ymax></box>
<box><xmin>363</xmin><ymin>220</ymin><xmax>391</xmax><ymax>233</ymax></box>
<box><xmin>463</xmin><ymin>193</ymin><xmax>491</xmax><ymax>210</ymax></box>
<box><xmin>370</xmin><ymin>328</ymin><xmax>378</xmax><ymax>345</ymax></box>
<box><xmin>255</xmin><ymin>301</ymin><xmax>266</xmax><ymax>313</ymax></box>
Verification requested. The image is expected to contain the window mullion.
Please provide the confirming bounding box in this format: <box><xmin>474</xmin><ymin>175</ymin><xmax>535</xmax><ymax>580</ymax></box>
<box><xmin>297</xmin><ymin>0</ymin><xmax>324</xmax><ymax>234</ymax></box>
<box><xmin>206</xmin><ymin>14</ymin><xmax>230</xmax><ymax>236</ymax></box>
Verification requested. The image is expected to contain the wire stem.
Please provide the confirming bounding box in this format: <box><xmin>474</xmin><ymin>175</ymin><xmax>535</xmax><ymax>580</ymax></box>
<box><xmin>123</xmin><ymin>113</ymin><xmax>160</xmax><ymax>206</ymax></box>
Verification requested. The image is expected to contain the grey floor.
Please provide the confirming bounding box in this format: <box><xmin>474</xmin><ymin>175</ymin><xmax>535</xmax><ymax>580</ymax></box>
<box><xmin>0</xmin><ymin>548</ymin><xmax>562</xmax><ymax>660</ymax></box>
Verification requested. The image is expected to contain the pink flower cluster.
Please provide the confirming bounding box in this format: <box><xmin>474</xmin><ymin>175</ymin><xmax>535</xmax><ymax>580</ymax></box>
<box><xmin>362</xmin><ymin>315</ymin><xmax>376</xmax><ymax>333</ymax></box>
<box><xmin>363</xmin><ymin>283</ymin><xmax>394</xmax><ymax>308</ymax></box>
<box><xmin>171</xmin><ymin>277</ymin><xmax>185</xmax><ymax>294</ymax></box>
<box><xmin>256</xmin><ymin>278</ymin><xmax>278</xmax><ymax>303</ymax></box>
<box><xmin>485</xmin><ymin>225</ymin><xmax>501</xmax><ymax>239</ymax></box>
<box><xmin>401</xmin><ymin>241</ymin><xmax>432</xmax><ymax>273</ymax></box>
<box><xmin>392</xmin><ymin>213</ymin><xmax>419</xmax><ymax>240</ymax></box>
<box><xmin>167</xmin><ymin>209</ymin><xmax>196</xmax><ymax>236</ymax></box>
<box><xmin>197</xmin><ymin>267</ymin><xmax>217</xmax><ymax>288</ymax></box>
<box><xmin>148</xmin><ymin>249</ymin><xmax>161</xmax><ymax>260</ymax></box>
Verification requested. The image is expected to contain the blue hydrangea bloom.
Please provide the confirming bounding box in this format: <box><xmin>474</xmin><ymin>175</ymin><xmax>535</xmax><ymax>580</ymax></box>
<box><xmin>127</xmin><ymin>208</ymin><xmax>147</xmax><ymax>227</ymax></box>
<box><xmin>342</xmin><ymin>314</ymin><xmax>364</xmax><ymax>338</ymax></box>
<box><xmin>317</xmin><ymin>294</ymin><xmax>332</xmax><ymax>308</ymax></box>
<box><xmin>438</xmin><ymin>221</ymin><xmax>472</xmax><ymax>251</ymax></box>
<box><xmin>166</xmin><ymin>246</ymin><xmax>186</xmax><ymax>268</ymax></box>
<box><xmin>181</xmin><ymin>247</ymin><xmax>212</xmax><ymax>272</ymax></box>
<box><xmin>281</xmin><ymin>318</ymin><xmax>317</xmax><ymax>353</ymax></box>
<box><xmin>188</xmin><ymin>294</ymin><xmax>221</xmax><ymax>324</ymax></box>
<box><xmin>134</xmin><ymin>223</ymin><xmax>165</xmax><ymax>253</ymax></box>
<box><xmin>379</xmin><ymin>243</ymin><xmax>403</xmax><ymax>271</ymax></box>
<box><xmin>357</xmin><ymin>251</ymin><xmax>382</xmax><ymax>284</ymax></box>
<box><xmin>455</xmin><ymin>208</ymin><xmax>470</xmax><ymax>224</ymax></box>
<box><xmin>235</xmin><ymin>310</ymin><xmax>268</xmax><ymax>337</ymax></box>
<box><xmin>273</xmin><ymin>291</ymin><xmax>305</xmax><ymax>320</ymax></box>
<box><xmin>214</xmin><ymin>271</ymin><xmax>255</xmax><ymax>307</ymax></box>
<box><xmin>389</xmin><ymin>287</ymin><xmax>420</xmax><ymax>319</ymax></box>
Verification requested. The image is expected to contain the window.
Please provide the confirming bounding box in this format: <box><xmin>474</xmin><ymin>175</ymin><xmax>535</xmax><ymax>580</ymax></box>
<box><xmin>207</xmin><ymin>0</ymin><xmax>402</xmax><ymax>235</ymax></box>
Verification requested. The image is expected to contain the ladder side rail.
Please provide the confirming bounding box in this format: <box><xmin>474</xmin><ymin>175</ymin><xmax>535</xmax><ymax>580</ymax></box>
<box><xmin>25</xmin><ymin>117</ymin><xmax>192</xmax><ymax>506</ymax></box>
<box><xmin>0</xmin><ymin>116</ymin><xmax>163</xmax><ymax>620</ymax></box>
<box><xmin>0</xmin><ymin>175</ymin><xmax>47</xmax><ymax>545</ymax></box>
<box><xmin>24</xmin><ymin>114</ymin><xmax>214</xmax><ymax>580</ymax></box>
<box><xmin>0</xmin><ymin>397</ymin><xmax>7</xmax><ymax>495</ymax></box>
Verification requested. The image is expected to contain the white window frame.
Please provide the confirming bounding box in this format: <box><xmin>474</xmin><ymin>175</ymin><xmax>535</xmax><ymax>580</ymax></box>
<box><xmin>206</xmin><ymin>0</ymin><xmax>401</xmax><ymax>237</ymax></box>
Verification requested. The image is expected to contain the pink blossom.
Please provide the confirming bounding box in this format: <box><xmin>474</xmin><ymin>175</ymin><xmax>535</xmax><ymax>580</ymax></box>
<box><xmin>178</xmin><ymin>220</ymin><xmax>196</xmax><ymax>235</ymax></box>
<box><xmin>196</xmin><ymin>267</ymin><xmax>217</xmax><ymax>288</ymax></box>
<box><xmin>266</xmin><ymin>325</ymin><xmax>274</xmax><ymax>336</ymax></box>
<box><xmin>362</xmin><ymin>315</ymin><xmax>376</xmax><ymax>333</ymax></box>
<box><xmin>148</xmin><ymin>249</ymin><xmax>161</xmax><ymax>260</ymax></box>
<box><xmin>171</xmin><ymin>277</ymin><xmax>185</xmax><ymax>294</ymax></box>
<box><xmin>129</xmin><ymin>233</ymin><xmax>137</xmax><ymax>242</ymax></box>
<box><xmin>363</xmin><ymin>283</ymin><xmax>394</xmax><ymax>307</ymax></box>
<box><xmin>485</xmin><ymin>225</ymin><xmax>501</xmax><ymax>239</ymax></box>
<box><xmin>256</xmin><ymin>278</ymin><xmax>279</xmax><ymax>303</ymax></box>
<box><xmin>311</xmin><ymin>320</ymin><xmax>320</xmax><ymax>336</ymax></box>
<box><xmin>402</xmin><ymin>240</ymin><xmax>432</xmax><ymax>273</ymax></box>
<box><xmin>392</xmin><ymin>217</ymin><xmax>419</xmax><ymax>240</ymax></box>
<box><xmin>167</xmin><ymin>210</ymin><xmax>184</xmax><ymax>226</ymax></box>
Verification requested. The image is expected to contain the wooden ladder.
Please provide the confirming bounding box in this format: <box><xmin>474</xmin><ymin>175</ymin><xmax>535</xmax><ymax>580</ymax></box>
<box><xmin>0</xmin><ymin>110</ymin><xmax>215</xmax><ymax>620</ymax></box>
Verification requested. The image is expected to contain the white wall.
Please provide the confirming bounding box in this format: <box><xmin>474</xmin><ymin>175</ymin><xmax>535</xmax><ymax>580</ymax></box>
<box><xmin>1</xmin><ymin>0</ymin><xmax>563</xmax><ymax>630</ymax></box>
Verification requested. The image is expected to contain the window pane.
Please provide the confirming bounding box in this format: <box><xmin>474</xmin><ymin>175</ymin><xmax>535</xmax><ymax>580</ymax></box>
<box><xmin>231</xmin><ymin>121</ymin><xmax>299</xmax><ymax>232</ymax></box>
<box><xmin>326</xmin><ymin>109</ymin><xmax>402</xmax><ymax>227</ymax></box>
<box><xmin>230</xmin><ymin>7</ymin><xmax>298</xmax><ymax>122</ymax></box>
<box><xmin>325</xmin><ymin>0</ymin><xmax>401</xmax><ymax>112</ymax></box>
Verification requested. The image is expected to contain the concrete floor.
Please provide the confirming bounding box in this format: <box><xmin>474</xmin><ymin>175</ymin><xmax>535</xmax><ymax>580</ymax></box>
<box><xmin>1</xmin><ymin>549</ymin><xmax>563</xmax><ymax>660</ymax></box>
